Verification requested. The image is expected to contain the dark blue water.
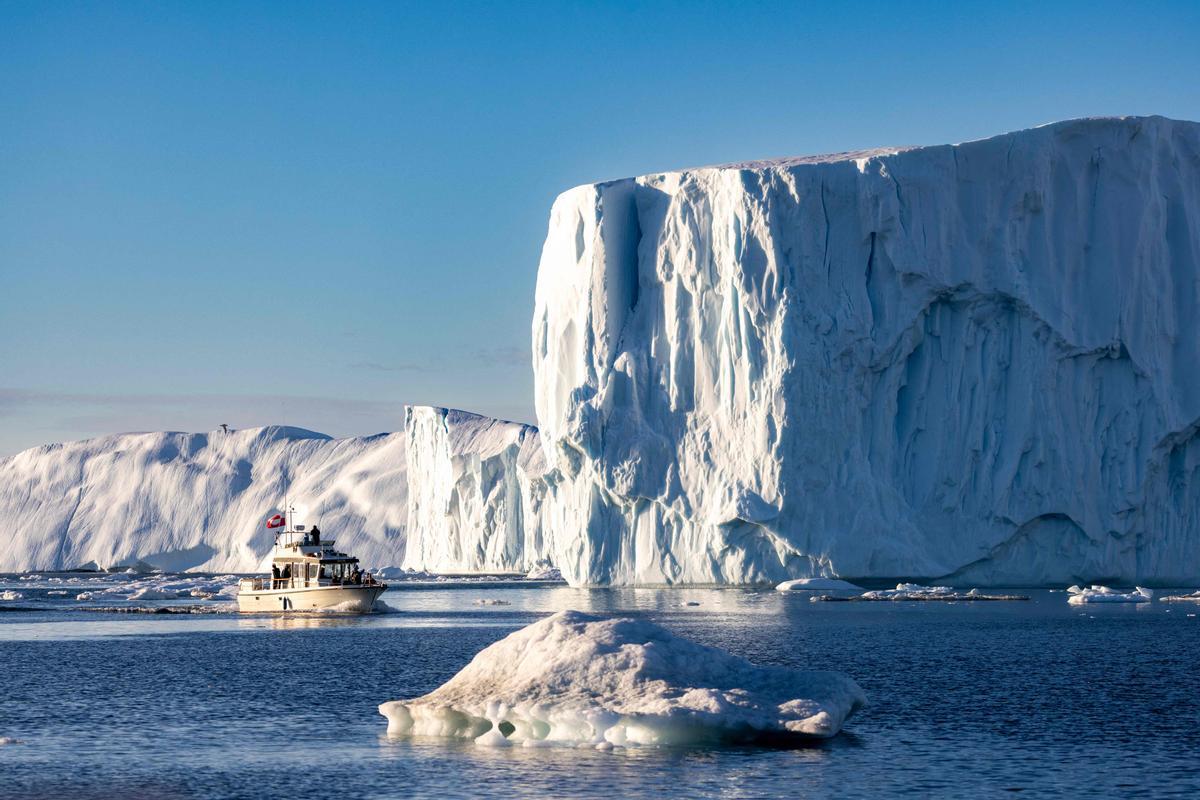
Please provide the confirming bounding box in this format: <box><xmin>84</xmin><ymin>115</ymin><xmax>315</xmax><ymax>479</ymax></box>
<box><xmin>2</xmin><ymin>577</ymin><xmax>1198</xmax><ymax>799</ymax></box>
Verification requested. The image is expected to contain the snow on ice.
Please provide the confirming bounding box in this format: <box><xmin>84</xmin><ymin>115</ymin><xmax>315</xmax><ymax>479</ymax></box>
<box><xmin>379</xmin><ymin>610</ymin><xmax>865</xmax><ymax>747</ymax></box>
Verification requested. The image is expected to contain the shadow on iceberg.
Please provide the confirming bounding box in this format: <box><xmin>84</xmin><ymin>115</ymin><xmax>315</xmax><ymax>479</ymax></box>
<box><xmin>379</xmin><ymin>610</ymin><xmax>865</xmax><ymax>749</ymax></box>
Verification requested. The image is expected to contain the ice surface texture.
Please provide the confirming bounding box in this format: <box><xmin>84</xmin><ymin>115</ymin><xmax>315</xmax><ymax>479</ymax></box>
<box><xmin>531</xmin><ymin>116</ymin><xmax>1200</xmax><ymax>586</ymax></box>
<box><xmin>379</xmin><ymin>610</ymin><xmax>865</xmax><ymax>747</ymax></box>
<box><xmin>0</xmin><ymin>426</ymin><xmax>407</xmax><ymax>572</ymax></box>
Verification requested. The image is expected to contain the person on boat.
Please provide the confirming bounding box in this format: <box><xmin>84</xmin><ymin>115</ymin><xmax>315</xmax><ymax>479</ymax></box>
<box><xmin>310</xmin><ymin>526</ymin><xmax>321</xmax><ymax>546</ymax></box>
<box><xmin>351</xmin><ymin>566</ymin><xmax>363</xmax><ymax>585</ymax></box>
<box><xmin>281</xmin><ymin>564</ymin><xmax>291</xmax><ymax>586</ymax></box>
<box><xmin>272</xmin><ymin>565</ymin><xmax>280</xmax><ymax>588</ymax></box>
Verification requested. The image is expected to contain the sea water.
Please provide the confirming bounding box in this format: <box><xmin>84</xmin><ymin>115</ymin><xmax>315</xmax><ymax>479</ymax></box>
<box><xmin>1</xmin><ymin>574</ymin><xmax>1198</xmax><ymax>799</ymax></box>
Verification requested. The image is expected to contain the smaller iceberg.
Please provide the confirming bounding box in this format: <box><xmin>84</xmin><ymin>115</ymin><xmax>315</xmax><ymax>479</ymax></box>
<box><xmin>524</xmin><ymin>564</ymin><xmax>563</xmax><ymax>581</ymax></box>
<box><xmin>1160</xmin><ymin>590</ymin><xmax>1200</xmax><ymax>603</ymax></box>
<box><xmin>379</xmin><ymin>610</ymin><xmax>865</xmax><ymax>748</ymax></box>
<box><xmin>814</xmin><ymin>584</ymin><xmax>1029</xmax><ymax>602</ymax></box>
<box><xmin>1066</xmin><ymin>585</ymin><xmax>1154</xmax><ymax>605</ymax></box>
<box><xmin>1</xmin><ymin>590</ymin><xmax>24</xmax><ymax>601</ymax></box>
<box><xmin>775</xmin><ymin>578</ymin><xmax>863</xmax><ymax>592</ymax></box>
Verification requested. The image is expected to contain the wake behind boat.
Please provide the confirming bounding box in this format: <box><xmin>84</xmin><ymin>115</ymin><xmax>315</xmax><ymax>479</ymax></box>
<box><xmin>237</xmin><ymin>508</ymin><xmax>386</xmax><ymax>613</ymax></box>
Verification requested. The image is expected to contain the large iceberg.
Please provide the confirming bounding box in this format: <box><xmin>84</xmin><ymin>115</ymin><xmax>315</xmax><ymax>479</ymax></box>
<box><xmin>531</xmin><ymin>115</ymin><xmax>1200</xmax><ymax>586</ymax></box>
<box><xmin>401</xmin><ymin>406</ymin><xmax>551</xmax><ymax>574</ymax></box>
<box><xmin>379</xmin><ymin>610</ymin><xmax>865</xmax><ymax>746</ymax></box>
<box><xmin>0</xmin><ymin>426</ymin><xmax>407</xmax><ymax>572</ymax></box>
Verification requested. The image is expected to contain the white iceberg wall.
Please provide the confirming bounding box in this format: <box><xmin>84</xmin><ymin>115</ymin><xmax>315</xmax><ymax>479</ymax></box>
<box><xmin>533</xmin><ymin>116</ymin><xmax>1200</xmax><ymax>586</ymax></box>
<box><xmin>0</xmin><ymin>426</ymin><xmax>407</xmax><ymax>572</ymax></box>
<box><xmin>402</xmin><ymin>406</ymin><xmax>550</xmax><ymax>573</ymax></box>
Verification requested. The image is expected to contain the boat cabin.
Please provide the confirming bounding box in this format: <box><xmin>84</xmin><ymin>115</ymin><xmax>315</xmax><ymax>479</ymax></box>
<box><xmin>243</xmin><ymin>527</ymin><xmax>380</xmax><ymax>592</ymax></box>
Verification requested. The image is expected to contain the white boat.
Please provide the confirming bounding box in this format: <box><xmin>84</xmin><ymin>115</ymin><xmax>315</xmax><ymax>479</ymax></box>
<box><xmin>237</xmin><ymin>510</ymin><xmax>387</xmax><ymax>613</ymax></box>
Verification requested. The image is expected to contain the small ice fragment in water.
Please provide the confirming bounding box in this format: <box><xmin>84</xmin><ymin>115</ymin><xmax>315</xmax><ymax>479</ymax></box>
<box><xmin>1066</xmin><ymin>585</ymin><xmax>1153</xmax><ymax>604</ymax></box>
<box><xmin>1</xmin><ymin>591</ymin><xmax>24</xmax><ymax>601</ymax></box>
<box><xmin>1160</xmin><ymin>590</ymin><xmax>1200</xmax><ymax>603</ymax></box>
<box><xmin>379</xmin><ymin>610</ymin><xmax>865</xmax><ymax>748</ymax></box>
<box><xmin>524</xmin><ymin>564</ymin><xmax>563</xmax><ymax>581</ymax></box>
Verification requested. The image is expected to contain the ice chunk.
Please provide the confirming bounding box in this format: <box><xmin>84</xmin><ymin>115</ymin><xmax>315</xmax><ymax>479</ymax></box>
<box><xmin>809</xmin><ymin>584</ymin><xmax>1028</xmax><ymax>602</ymax></box>
<box><xmin>775</xmin><ymin>578</ymin><xmax>863</xmax><ymax>592</ymax></box>
<box><xmin>127</xmin><ymin>586</ymin><xmax>182</xmax><ymax>601</ymax></box>
<box><xmin>1160</xmin><ymin>590</ymin><xmax>1200</xmax><ymax>602</ymax></box>
<box><xmin>378</xmin><ymin>610</ymin><xmax>865</xmax><ymax>747</ymax></box>
<box><xmin>525</xmin><ymin>564</ymin><xmax>563</xmax><ymax>581</ymax></box>
<box><xmin>1066</xmin><ymin>585</ymin><xmax>1154</xmax><ymax>604</ymax></box>
<box><xmin>1</xmin><ymin>591</ymin><xmax>24</xmax><ymax>601</ymax></box>
<box><xmin>75</xmin><ymin>592</ymin><xmax>95</xmax><ymax>601</ymax></box>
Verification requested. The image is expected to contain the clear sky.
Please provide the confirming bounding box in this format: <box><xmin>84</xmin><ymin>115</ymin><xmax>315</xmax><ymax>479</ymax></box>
<box><xmin>2</xmin><ymin>0</ymin><xmax>1197</xmax><ymax>456</ymax></box>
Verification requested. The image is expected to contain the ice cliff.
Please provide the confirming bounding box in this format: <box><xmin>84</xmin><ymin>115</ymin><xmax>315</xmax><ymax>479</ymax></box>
<box><xmin>0</xmin><ymin>426</ymin><xmax>407</xmax><ymax>572</ymax></box>
<box><xmin>532</xmin><ymin>115</ymin><xmax>1200</xmax><ymax>586</ymax></box>
<box><xmin>402</xmin><ymin>406</ymin><xmax>550</xmax><ymax>574</ymax></box>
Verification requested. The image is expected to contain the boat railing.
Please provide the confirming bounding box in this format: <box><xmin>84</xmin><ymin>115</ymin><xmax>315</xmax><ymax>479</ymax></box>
<box><xmin>240</xmin><ymin>574</ymin><xmax>383</xmax><ymax>591</ymax></box>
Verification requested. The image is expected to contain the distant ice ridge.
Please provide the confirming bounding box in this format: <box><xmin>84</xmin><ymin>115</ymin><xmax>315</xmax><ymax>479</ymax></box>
<box><xmin>1067</xmin><ymin>585</ymin><xmax>1153</xmax><ymax>604</ymax></box>
<box><xmin>532</xmin><ymin>115</ymin><xmax>1200</xmax><ymax>586</ymax></box>
<box><xmin>379</xmin><ymin>610</ymin><xmax>865</xmax><ymax>747</ymax></box>
<box><xmin>402</xmin><ymin>406</ymin><xmax>552</xmax><ymax>575</ymax></box>
<box><xmin>0</xmin><ymin>426</ymin><xmax>407</xmax><ymax>572</ymax></box>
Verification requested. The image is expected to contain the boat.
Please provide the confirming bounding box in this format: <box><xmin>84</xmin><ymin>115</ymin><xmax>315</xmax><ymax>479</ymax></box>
<box><xmin>236</xmin><ymin>507</ymin><xmax>387</xmax><ymax>613</ymax></box>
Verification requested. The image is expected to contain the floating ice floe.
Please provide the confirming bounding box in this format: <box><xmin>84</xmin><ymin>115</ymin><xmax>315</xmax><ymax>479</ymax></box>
<box><xmin>473</xmin><ymin>599</ymin><xmax>511</xmax><ymax>606</ymax></box>
<box><xmin>1160</xmin><ymin>590</ymin><xmax>1200</xmax><ymax>602</ymax></box>
<box><xmin>775</xmin><ymin>578</ymin><xmax>863</xmax><ymax>592</ymax></box>
<box><xmin>524</xmin><ymin>565</ymin><xmax>563</xmax><ymax>581</ymax></box>
<box><xmin>127</xmin><ymin>586</ymin><xmax>183</xmax><ymax>601</ymax></box>
<box><xmin>46</xmin><ymin>590</ymin><xmax>69</xmax><ymax>596</ymax></box>
<box><xmin>75</xmin><ymin>592</ymin><xmax>95</xmax><ymax>601</ymax></box>
<box><xmin>810</xmin><ymin>584</ymin><xmax>1028</xmax><ymax>602</ymax></box>
<box><xmin>1066</xmin><ymin>585</ymin><xmax>1154</xmax><ymax>604</ymax></box>
<box><xmin>379</xmin><ymin>610</ymin><xmax>865</xmax><ymax>748</ymax></box>
<box><xmin>1</xmin><ymin>591</ymin><xmax>24</xmax><ymax>601</ymax></box>
<box><xmin>0</xmin><ymin>737</ymin><xmax>24</xmax><ymax>745</ymax></box>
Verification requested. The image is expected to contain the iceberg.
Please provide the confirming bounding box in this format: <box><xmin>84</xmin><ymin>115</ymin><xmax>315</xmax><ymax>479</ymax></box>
<box><xmin>0</xmin><ymin>425</ymin><xmax>407</xmax><ymax>573</ymax></box>
<box><xmin>402</xmin><ymin>406</ymin><xmax>551</xmax><ymax>575</ymax></box>
<box><xmin>378</xmin><ymin>610</ymin><xmax>865</xmax><ymax>747</ymax></box>
<box><xmin>531</xmin><ymin>115</ymin><xmax>1200</xmax><ymax>587</ymax></box>
<box><xmin>1066</xmin><ymin>585</ymin><xmax>1153</xmax><ymax>604</ymax></box>
<box><xmin>1</xmin><ymin>591</ymin><xmax>24</xmax><ymax>601</ymax></box>
<box><xmin>1160</xmin><ymin>590</ymin><xmax>1200</xmax><ymax>602</ymax></box>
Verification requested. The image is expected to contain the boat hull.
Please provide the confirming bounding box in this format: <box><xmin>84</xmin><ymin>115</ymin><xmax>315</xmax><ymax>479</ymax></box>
<box><xmin>236</xmin><ymin>584</ymin><xmax>386</xmax><ymax>613</ymax></box>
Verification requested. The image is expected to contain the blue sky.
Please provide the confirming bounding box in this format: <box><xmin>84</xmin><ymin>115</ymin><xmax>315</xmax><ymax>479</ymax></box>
<box><xmin>2</xmin><ymin>0</ymin><xmax>1197</xmax><ymax>456</ymax></box>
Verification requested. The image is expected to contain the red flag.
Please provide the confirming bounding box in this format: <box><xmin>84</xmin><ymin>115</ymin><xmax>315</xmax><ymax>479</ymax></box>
<box><xmin>266</xmin><ymin>514</ymin><xmax>285</xmax><ymax>529</ymax></box>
